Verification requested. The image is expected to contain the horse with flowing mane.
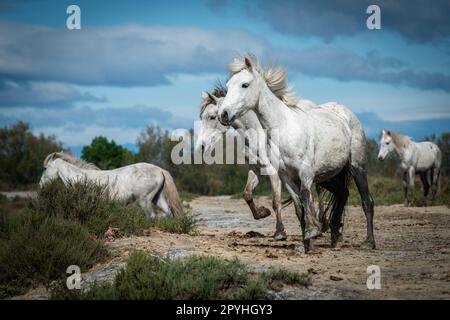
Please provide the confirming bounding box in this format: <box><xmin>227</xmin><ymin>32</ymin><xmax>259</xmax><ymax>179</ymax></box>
<box><xmin>40</xmin><ymin>152</ymin><xmax>184</xmax><ymax>218</ymax></box>
<box><xmin>196</xmin><ymin>83</ymin><xmax>327</xmax><ymax>241</ymax></box>
<box><xmin>378</xmin><ymin>130</ymin><xmax>442</xmax><ymax>206</ymax></box>
<box><xmin>217</xmin><ymin>54</ymin><xmax>375</xmax><ymax>252</ymax></box>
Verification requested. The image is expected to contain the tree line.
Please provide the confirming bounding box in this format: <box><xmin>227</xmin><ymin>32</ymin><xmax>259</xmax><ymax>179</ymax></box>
<box><xmin>1</xmin><ymin>121</ymin><xmax>449</xmax><ymax>194</ymax></box>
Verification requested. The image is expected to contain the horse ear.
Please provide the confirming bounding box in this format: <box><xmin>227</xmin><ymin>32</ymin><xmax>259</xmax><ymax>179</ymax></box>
<box><xmin>386</xmin><ymin>130</ymin><xmax>391</xmax><ymax>136</ymax></box>
<box><xmin>201</xmin><ymin>91</ymin><xmax>209</xmax><ymax>100</ymax></box>
<box><xmin>244</xmin><ymin>57</ymin><xmax>253</xmax><ymax>70</ymax></box>
<box><xmin>208</xmin><ymin>92</ymin><xmax>218</xmax><ymax>103</ymax></box>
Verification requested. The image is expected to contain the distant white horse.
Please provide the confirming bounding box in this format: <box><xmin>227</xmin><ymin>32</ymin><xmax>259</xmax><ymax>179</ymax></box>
<box><xmin>196</xmin><ymin>85</ymin><xmax>327</xmax><ymax>241</ymax></box>
<box><xmin>218</xmin><ymin>54</ymin><xmax>375</xmax><ymax>252</ymax></box>
<box><xmin>378</xmin><ymin>130</ymin><xmax>442</xmax><ymax>206</ymax></box>
<box><xmin>39</xmin><ymin>152</ymin><xmax>184</xmax><ymax>218</ymax></box>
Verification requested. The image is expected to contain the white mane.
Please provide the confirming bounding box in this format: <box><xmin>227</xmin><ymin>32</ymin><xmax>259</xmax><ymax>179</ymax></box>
<box><xmin>227</xmin><ymin>54</ymin><xmax>299</xmax><ymax>107</ymax></box>
<box><xmin>43</xmin><ymin>151</ymin><xmax>100</xmax><ymax>170</ymax></box>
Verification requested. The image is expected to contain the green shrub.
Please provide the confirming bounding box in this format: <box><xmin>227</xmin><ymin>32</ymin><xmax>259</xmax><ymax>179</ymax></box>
<box><xmin>50</xmin><ymin>251</ymin><xmax>310</xmax><ymax>300</ymax></box>
<box><xmin>149</xmin><ymin>214</ymin><xmax>198</xmax><ymax>235</ymax></box>
<box><xmin>264</xmin><ymin>268</ymin><xmax>311</xmax><ymax>287</ymax></box>
<box><xmin>31</xmin><ymin>179</ymin><xmax>152</xmax><ymax>236</ymax></box>
<box><xmin>0</xmin><ymin>212</ymin><xmax>108</xmax><ymax>298</ymax></box>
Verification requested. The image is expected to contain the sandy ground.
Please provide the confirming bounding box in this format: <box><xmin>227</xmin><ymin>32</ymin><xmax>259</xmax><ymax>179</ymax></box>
<box><xmin>12</xmin><ymin>195</ymin><xmax>450</xmax><ymax>300</ymax></box>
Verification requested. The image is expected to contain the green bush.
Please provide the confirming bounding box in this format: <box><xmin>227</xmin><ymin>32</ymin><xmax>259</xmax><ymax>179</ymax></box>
<box><xmin>31</xmin><ymin>179</ymin><xmax>152</xmax><ymax>236</ymax></box>
<box><xmin>149</xmin><ymin>214</ymin><xmax>198</xmax><ymax>235</ymax></box>
<box><xmin>50</xmin><ymin>251</ymin><xmax>310</xmax><ymax>300</ymax></box>
<box><xmin>0</xmin><ymin>212</ymin><xmax>108</xmax><ymax>298</ymax></box>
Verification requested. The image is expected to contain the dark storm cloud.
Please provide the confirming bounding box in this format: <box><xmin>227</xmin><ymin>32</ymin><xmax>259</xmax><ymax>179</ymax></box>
<box><xmin>0</xmin><ymin>21</ymin><xmax>449</xmax><ymax>97</ymax></box>
<box><xmin>0</xmin><ymin>105</ymin><xmax>192</xmax><ymax>129</ymax></box>
<box><xmin>243</xmin><ymin>0</ymin><xmax>450</xmax><ymax>43</ymax></box>
<box><xmin>0</xmin><ymin>80</ymin><xmax>106</xmax><ymax>108</ymax></box>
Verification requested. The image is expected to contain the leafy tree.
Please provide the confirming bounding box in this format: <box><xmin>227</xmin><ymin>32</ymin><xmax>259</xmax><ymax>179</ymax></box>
<box><xmin>437</xmin><ymin>132</ymin><xmax>450</xmax><ymax>177</ymax></box>
<box><xmin>0</xmin><ymin>121</ymin><xmax>63</xmax><ymax>189</ymax></box>
<box><xmin>81</xmin><ymin>136</ymin><xmax>135</xmax><ymax>169</ymax></box>
<box><xmin>136</xmin><ymin>127</ymin><xmax>171</xmax><ymax>167</ymax></box>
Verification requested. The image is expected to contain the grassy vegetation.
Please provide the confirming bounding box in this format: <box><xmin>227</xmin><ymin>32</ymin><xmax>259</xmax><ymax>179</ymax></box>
<box><xmin>50</xmin><ymin>250</ymin><xmax>310</xmax><ymax>300</ymax></box>
<box><xmin>229</xmin><ymin>175</ymin><xmax>450</xmax><ymax>208</ymax></box>
<box><xmin>347</xmin><ymin>175</ymin><xmax>450</xmax><ymax>207</ymax></box>
<box><xmin>30</xmin><ymin>179</ymin><xmax>153</xmax><ymax>237</ymax></box>
<box><xmin>148</xmin><ymin>214</ymin><xmax>198</xmax><ymax>235</ymax></box>
<box><xmin>0</xmin><ymin>211</ymin><xmax>108</xmax><ymax>298</ymax></box>
<box><xmin>0</xmin><ymin>179</ymin><xmax>197</xmax><ymax>299</ymax></box>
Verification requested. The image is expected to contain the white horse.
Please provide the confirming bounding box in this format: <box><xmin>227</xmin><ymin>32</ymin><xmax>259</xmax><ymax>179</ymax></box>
<box><xmin>196</xmin><ymin>85</ymin><xmax>327</xmax><ymax>241</ymax></box>
<box><xmin>378</xmin><ymin>130</ymin><xmax>442</xmax><ymax>206</ymax></box>
<box><xmin>218</xmin><ymin>54</ymin><xmax>375</xmax><ymax>252</ymax></box>
<box><xmin>39</xmin><ymin>152</ymin><xmax>184</xmax><ymax>218</ymax></box>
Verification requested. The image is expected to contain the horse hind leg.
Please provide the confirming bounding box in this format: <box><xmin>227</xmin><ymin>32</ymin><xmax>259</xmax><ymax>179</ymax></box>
<box><xmin>420</xmin><ymin>172</ymin><xmax>430</xmax><ymax>206</ymax></box>
<box><xmin>315</xmin><ymin>184</ymin><xmax>329</xmax><ymax>232</ymax></box>
<box><xmin>352</xmin><ymin>166</ymin><xmax>375</xmax><ymax>249</ymax></box>
<box><xmin>320</xmin><ymin>169</ymin><xmax>349</xmax><ymax>248</ymax></box>
<box><xmin>138</xmin><ymin>186</ymin><xmax>162</xmax><ymax>219</ymax></box>
<box><xmin>155</xmin><ymin>192</ymin><xmax>172</xmax><ymax>217</ymax></box>
<box><xmin>431</xmin><ymin>167</ymin><xmax>440</xmax><ymax>201</ymax></box>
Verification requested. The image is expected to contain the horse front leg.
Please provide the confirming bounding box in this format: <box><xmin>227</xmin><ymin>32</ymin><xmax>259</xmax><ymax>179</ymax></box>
<box><xmin>402</xmin><ymin>171</ymin><xmax>409</xmax><ymax>206</ymax></box>
<box><xmin>269</xmin><ymin>172</ymin><xmax>286</xmax><ymax>241</ymax></box>
<box><xmin>243</xmin><ymin>165</ymin><xmax>271</xmax><ymax>219</ymax></box>
<box><xmin>299</xmin><ymin>185</ymin><xmax>322</xmax><ymax>242</ymax></box>
<box><xmin>281</xmin><ymin>177</ymin><xmax>308</xmax><ymax>252</ymax></box>
<box><xmin>407</xmin><ymin>167</ymin><xmax>415</xmax><ymax>206</ymax></box>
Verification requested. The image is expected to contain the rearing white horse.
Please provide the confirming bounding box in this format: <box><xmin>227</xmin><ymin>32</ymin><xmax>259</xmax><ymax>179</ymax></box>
<box><xmin>40</xmin><ymin>152</ymin><xmax>184</xmax><ymax>218</ymax></box>
<box><xmin>378</xmin><ymin>130</ymin><xmax>442</xmax><ymax>206</ymax></box>
<box><xmin>218</xmin><ymin>54</ymin><xmax>375</xmax><ymax>252</ymax></box>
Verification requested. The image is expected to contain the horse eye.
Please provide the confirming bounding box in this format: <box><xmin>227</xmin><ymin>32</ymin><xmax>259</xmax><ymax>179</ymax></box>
<box><xmin>242</xmin><ymin>83</ymin><xmax>249</xmax><ymax>88</ymax></box>
<box><xmin>386</xmin><ymin>142</ymin><xmax>390</xmax><ymax>145</ymax></box>
<box><xmin>209</xmin><ymin>116</ymin><xmax>216</xmax><ymax>120</ymax></box>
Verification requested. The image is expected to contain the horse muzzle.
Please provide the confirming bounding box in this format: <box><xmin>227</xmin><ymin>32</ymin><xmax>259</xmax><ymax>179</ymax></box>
<box><xmin>219</xmin><ymin>109</ymin><xmax>235</xmax><ymax>126</ymax></box>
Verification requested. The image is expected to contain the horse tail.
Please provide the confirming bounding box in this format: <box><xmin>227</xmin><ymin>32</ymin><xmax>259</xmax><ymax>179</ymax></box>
<box><xmin>321</xmin><ymin>166</ymin><xmax>352</xmax><ymax>234</ymax></box>
<box><xmin>161</xmin><ymin>169</ymin><xmax>184</xmax><ymax>217</ymax></box>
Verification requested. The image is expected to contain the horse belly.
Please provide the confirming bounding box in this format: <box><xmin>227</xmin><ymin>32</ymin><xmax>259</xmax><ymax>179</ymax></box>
<box><xmin>313</xmin><ymin>128</ymin><xmax>351</xmax><ymax>178</ymax></box>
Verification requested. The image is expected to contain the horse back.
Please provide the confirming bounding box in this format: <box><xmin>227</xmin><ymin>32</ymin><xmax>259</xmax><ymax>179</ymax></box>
<box><xmin>415</xmin><ymin>142</ymin><xmax>441</xmax><ymax>171</ymax></box>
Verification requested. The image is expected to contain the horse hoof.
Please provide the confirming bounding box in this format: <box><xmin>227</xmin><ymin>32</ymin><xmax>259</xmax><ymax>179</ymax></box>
<box><xmin>255</xmin><ymin>206</ymin><xmax>271</xmax><ymax>219</ymax></box>
<box><xmin>360</xmin><ymin>240</ymin><xmax>376</xmax><ymax>250</ymax></box>
<box><xmin>273</xmin><ymin>231</ymin><xmax>287</xmax><ymax>241</ymax></box>
<box><xmin>304</xmin><ymin>228</ymin><xmax>321</xmax><ymax>240</ymax></box>
<box><xmin>331</xmin><ymin>232</ymin><xmax>343</xmax><ymax>248</ymax></box>
<box><xmin>295</xmin><ymin>244</ymin><xmax>307</xmax><ymax>254</ymax></box>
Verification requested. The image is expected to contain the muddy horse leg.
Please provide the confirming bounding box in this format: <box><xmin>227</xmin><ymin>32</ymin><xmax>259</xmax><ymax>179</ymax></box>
<box><xmin>431</xmin><ymin>167</ymin><xmax>440</xmax><ymax>201</ymax></box>
<box><xmin>269</xmin><ymin>173</ymin><xmax>287</xmax><ymax>241</ymax></box>
<box><xmin>243</xmin><ymin>165</ymin><xmax>271</xmax><ymax>219</ymax></box>
<box><xmin>352</xmin><ymin>166</ymin><xmax>376</xmax><ymax>249</ymax></box>
<box><xmin>315</xmin><ymin>184</ymin><xmax>329</xmax><ymax>232</ymax></box>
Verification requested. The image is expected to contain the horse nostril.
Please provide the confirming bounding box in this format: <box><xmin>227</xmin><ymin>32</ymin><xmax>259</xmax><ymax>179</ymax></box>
<box><xmin>221</xmin><ymin>110</ymin><xmax>229</xmax><ymax>123</ymax></box>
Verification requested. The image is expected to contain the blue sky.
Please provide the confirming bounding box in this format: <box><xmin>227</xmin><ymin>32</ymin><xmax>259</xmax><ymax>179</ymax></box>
<box><xmin>0</xmin><ymin>0</ymin><xmax>449</xmax><ymax>154</ymax></box>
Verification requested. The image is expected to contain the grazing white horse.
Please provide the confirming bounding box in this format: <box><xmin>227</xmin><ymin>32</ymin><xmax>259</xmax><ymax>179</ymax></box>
<box><xmin>39</xmin><ymin>152</ymin><xmax>184</xmax><ymax>218</ymax></box>
<box><xmin>196</xmin><ymin>85</ymin><xmax>327</xmax><ymax>241</ymax></box>
<box><xmin>218</xmin><ymin>54</ymin><xmax>375</xmax><ymax>252</ymax></box>
<box><xmin>378</xmin><ymin>130</ymin><xmax>442</xmax><ymax>206</ymax></box>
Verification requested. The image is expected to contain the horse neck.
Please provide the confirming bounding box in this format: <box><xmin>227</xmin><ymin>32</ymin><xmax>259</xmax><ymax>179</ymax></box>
<box><xmin>254</xmin><ymin>80</ymin><xmax>293</xmax><ymax>130</ymax></box>
<box><xmin>233</xmin><ymin>110</ymin><xmax>262</xmax><ymax>131</ymax></box>
<box><xmin>393</xmin><ymin>139</ymin><xmax>413</xmax><ymax>162</ymax></box>
<box><xmin>57</xmin><ymin>160</ymin><xmax>87</xmax><ymax>184</ymax></box>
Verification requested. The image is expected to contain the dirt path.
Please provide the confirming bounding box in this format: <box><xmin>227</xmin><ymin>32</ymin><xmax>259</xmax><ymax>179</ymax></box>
<box><xmin>15</xmin><ymin>196</ymin><xmax>450</xmax><ymax>300</ymax></box>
